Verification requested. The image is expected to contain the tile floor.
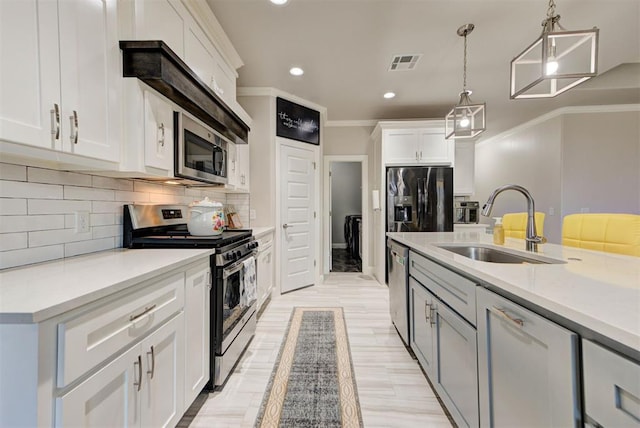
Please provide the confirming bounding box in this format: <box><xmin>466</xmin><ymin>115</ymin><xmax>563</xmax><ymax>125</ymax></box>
<box><xmin>331</xmin><ymin>248</ymin><xmax>362</xmax><ymax>273</ymax></box>
<box><xmin>190</xmin><ymin>273</ymin><xmax>452</xmax><ymax>428</ymax></box>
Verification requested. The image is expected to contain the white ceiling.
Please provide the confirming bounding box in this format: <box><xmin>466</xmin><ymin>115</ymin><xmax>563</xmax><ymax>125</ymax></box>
<box><xmin>207</xmin><ymin>0</ymin><xmax>640</xmax><ymax>139</ymax></box>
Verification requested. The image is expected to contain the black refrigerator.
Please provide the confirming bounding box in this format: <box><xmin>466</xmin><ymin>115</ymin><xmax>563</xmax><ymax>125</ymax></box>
<box><xmin>386</xmin><ymin>166</ymin><xmax>454</xmax><ymax>233</ymax></box>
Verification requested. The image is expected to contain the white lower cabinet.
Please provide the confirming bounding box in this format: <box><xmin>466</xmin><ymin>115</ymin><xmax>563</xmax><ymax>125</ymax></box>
<box><xmin>56</xmin><ymin>313</ymin><xmax>184</xmax><ymax>428</ymax></box>
<box><xmin>409</xmin><ymin>252</ymin><xmax>479</xmax><ymax>428</ymax></box>
<box><xmin>476</xmin><ymin>287</ymin><xmax>580</xmax><ymax>427</ymax></box>
<box><xmin>256</xmin><ymin>232</ymin><xmax>274</xmax><ymax>312</ymax></box>
<box><xmin>409</xmin><ymin>277</ymin><xmax>437</xmax><ymax>378</ymax></box>
<box><xmin>583</xmin><ymin>339</ymin><xmax>640</xmax><ymax>427</ymax></box>
<box><xmin>184</xmin><ymin>263</ymin><xmax>211</xmax><ymax>407</ymax></box>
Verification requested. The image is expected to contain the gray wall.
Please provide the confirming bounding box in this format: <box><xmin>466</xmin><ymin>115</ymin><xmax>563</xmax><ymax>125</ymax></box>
<box><xmin>324</xmin><ymin>125</ymin><xmax>374</xmax><ymax>155</ymax></box>
<box><xmin>331</xmin><ymin>162</ymin><xmax>362</xmax><ymax>246</ymax></box>
<box><xmin>474</xmin><ymin>108</ymin><xmax>640</xmax><ymax>244</ymax></box>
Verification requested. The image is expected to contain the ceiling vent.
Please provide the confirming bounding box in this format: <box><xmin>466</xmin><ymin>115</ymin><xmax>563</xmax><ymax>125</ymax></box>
<box><xmin>389</xmin><ymin>54</ymin><xmax>422</xmax><ymax>71</ymax></box>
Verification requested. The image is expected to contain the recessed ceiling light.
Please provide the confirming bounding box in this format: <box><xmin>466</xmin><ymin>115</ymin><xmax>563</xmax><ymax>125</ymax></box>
<box><xmin>270</xmin><ymin>0</ymin><xmax>288</xmax><ymax>5</ymax></box>
<box><xmin>289</xmin><ymin>67</ymin><xmax>304</xmax><ymax>76</ymax></box>
<box><xmin>383</xmin><ymin>92</ymin><xmax>396</xmax><ymax>99</ymax></box>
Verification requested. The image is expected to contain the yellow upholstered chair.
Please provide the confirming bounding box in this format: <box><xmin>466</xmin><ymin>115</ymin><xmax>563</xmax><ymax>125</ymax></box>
<box><xmin>562</xmin><ymin>213</ymin><xmax>640</xmax><ymax>257</ymax></box>
<box><xmin>502</xmin><ymin>212</ymin><xmax>546</xmax><ymax>239</ymax></box>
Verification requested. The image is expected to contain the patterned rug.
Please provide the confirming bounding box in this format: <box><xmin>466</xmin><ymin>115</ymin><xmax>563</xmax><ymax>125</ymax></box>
<box><xmin>255</xmin><ymin>307</ymin><xmax>363</xmax><ymax>428</ymax></box>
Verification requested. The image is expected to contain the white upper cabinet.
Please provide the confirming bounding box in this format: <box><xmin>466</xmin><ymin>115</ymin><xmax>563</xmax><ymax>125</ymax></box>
<box><xmin>0</xmin><ymin>0</ymin><xmax>120</xmax><ymax>164</ymax></box>
<box><xmin>236</xmin><ymin>143</ymin><xmax>250</xmax><ymax>192</ymax></box>
<box><xmin>379</xmin><ymin>121</ymin><xmax>454</xmax><ymax>166</ymax></box>
<box><xmin>58</xmin><ymin>0</ymin><xmax>121</xmax><ymax>163</ymax></box>
<box><xmin>143</xmin><ymin>88</ymin><xmax>175</xmax><ymax>172</ymax></box>
<box><xmin>0</xmin><ymin>0</ymin><xmax>60</xmax><ymax>150</ymax></box>
<box><xmin>132</xmin><ymin>0</ymin><xmax>187</xmax><ymax>56</ymax></box>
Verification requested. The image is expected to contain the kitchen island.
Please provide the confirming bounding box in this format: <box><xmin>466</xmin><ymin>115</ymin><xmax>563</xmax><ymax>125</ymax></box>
<box><xmin>387</xmin><ymin>230</ymin><xmax>640</xmax><ymax>427</ymax></box>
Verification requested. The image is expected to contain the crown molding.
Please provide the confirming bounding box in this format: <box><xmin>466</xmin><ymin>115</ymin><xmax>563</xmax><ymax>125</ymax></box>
<box><xmin>324</xmin><ymin>120</ymin><xmax>378</xmax><ymax>128</ymax></box>
<box><xmin>477</xmin><ymin>104</ymin><xmax>640</xmax><ymax>147</ymax></box>
<box><xmin>237</xmin><ymin>87</ymin><xmax>328</xmax><ymax>116</ymax></box>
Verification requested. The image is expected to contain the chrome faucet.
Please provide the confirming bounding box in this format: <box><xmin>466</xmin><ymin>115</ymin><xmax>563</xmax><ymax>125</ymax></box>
<box><xmin>481</xmin><ymin>184</ymin><xmax>546</xmax><ymax>252</ymax></box>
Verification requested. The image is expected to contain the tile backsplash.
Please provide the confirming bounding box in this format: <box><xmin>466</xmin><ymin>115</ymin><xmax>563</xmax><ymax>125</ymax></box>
<box><xmin>0</xmin><ymin>162</ymin><xmax>250</xmax><ymax>270</ymax></box>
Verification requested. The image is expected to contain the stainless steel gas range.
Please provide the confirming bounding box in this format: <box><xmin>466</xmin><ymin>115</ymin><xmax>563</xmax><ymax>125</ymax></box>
<box><xmin>123</xmin><ymin>204</ymin><xmax>258</xmax><ymax>389</ymax></box>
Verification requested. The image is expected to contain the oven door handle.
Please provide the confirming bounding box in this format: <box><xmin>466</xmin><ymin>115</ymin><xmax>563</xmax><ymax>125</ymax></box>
<box><xmin>222</xmin><ymin>253</ymin><xmax>256</xmax><ymax>279</ymax></box>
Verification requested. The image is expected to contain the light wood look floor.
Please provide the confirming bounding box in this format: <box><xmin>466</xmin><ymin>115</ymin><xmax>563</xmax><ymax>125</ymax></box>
<box><xmin>190</xmin><ymin>273</ymin><xmax>453</xmax><ymax>428</ymax></box>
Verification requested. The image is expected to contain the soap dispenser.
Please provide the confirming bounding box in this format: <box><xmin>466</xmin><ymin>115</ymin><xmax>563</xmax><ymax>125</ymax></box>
<box><xmin>493</xmin><ymin>217</ymin><xmax>504</xmax><ymax>245</ymax></box>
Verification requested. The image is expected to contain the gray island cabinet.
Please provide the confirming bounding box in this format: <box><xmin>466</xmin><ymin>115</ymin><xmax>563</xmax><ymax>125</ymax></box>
<box><xmin>389</xmin><ymin>231</ymin><xmax>640</xmax><ymax>428</ymax></box>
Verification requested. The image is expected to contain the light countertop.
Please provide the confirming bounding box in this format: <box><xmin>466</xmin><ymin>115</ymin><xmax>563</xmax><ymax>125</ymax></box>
<box><xmin>0</xmin><ymin>248</ymin><xmax>214</xmax><ymax>324</ymax></box>
<box><xmin>387</xmin><ymin>231</ymin><xmax>640</xmax><ymax>359</ymax></box>
<box><xmin>252</xmin><ymin>226</ymin><xmax>275</xmax><ymax>239</ymax></box>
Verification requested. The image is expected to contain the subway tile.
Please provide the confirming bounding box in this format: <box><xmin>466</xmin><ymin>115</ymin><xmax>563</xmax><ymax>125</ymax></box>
<box><xmin>27</xmin><ymin>167</ymin><xmax>92</xmax><ymax>186</ymax></box>
<box><xmin>0</xmin><ymin>163</ymin><xmax>27</xmax><ymax>181</ymax></box>
<box><xmin>0</xmin><ymin>181</ymin><xmax>63</xmax><ymax>199</ymax></box>
<box><xmin>64</xmin><ymin>185</ymin><xmax>115</xmax><ymax>201</ymax></box>
<box><xmin>0</xmin><ymin>232</ymin><xmax>28</xmax><ymax>251</ymax></box>
<box><xmin>64</xmin><ymin>237</ymin><xmax>115</xmax><ymax>258</ymax></box>
<box><xmin>93</xmin><ymin>201</ymin><xmax>128</xmax><ymax>214</ymax></box>
<box><xmin>28</xmin><ymin>199</ymin><xmax>91</xmax><ymax>215</ymax></box>
<box><xmin>185</xmin><ymin>187</ymin><xmax>204</xmax><ymax>197</ymax></box>
<box><xmin>64</xmin><ymin>214</ymin><xmax>75</xmax><ymax>229</ymax></box>
<box><xmin>90</xmin><ymin>213</ymin><xmax>116</xmax><ymax>226</ymax></box>
<box><xmin>92</xmin><ymin>175</ymin><xmax>134</xmax><ymax>191</ymax></box>
<box><xmin>0</xmin><ymin>245</ymin><xmax>64</xmax><ymax>269</ymax></box>
<box><xmin>0</xmin><ymin>198</ymin><xmax>27</xmax><ymax>215</ymax></box>
<box><xmin>92</xmin><ymin>225</ymin><xmax>121</xmax><ymax>240</ymax></box>
<box><xmin>0</xmin><ymin>214</ymin><xmax>65</xmax><ymax>233</ymax></box>
<box><xmin>29</xmin><ymin>228</ymin><xmax>92</xmax><ymax>247</ymax></box>
<box><xmin>114</xmin><ymin>191</ymin><xmax>150</xmax><ymax>203</ymax></box>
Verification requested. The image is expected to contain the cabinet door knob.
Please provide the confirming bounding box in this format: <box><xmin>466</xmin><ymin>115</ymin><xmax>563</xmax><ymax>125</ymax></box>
<box><xmin>158</xmin><ymin>123</ymin><xmax>165</xmax><ymax>147</ymax></box>
<box><xmin>70</xmin><ymin>110</ymin><xmax>78</xmax><ymax>144</ymax></box>
<box><xmin>147</xmin><ymin>345</ymin><xmax>155</xmax><ymax>379</ymax></box>
<box><xmin>50</xmin><ymin>103</ymin><xmax>60</xmax><ymax>140</ymax></box>
<box><xmin>134</xmin><ymin>354</ymin><xmax>142</xmax><ymax>391</ymax></box>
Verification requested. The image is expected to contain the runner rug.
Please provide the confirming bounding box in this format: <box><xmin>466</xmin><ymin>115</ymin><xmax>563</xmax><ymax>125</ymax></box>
<box><xmin>254</xmin><ymin>307</ymin><xmax>363</xmax><ymax>428</ymax></box>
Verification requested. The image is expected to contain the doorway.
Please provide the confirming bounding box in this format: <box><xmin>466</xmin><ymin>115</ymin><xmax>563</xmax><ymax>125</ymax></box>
<box><xmin>323</xmin><ymin>155</ymin><xmax>368</xmax><ymax>275</ymax></box>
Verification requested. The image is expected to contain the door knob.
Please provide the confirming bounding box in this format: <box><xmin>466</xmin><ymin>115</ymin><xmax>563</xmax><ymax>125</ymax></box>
<box><xmin>282</xmin><ymin>223</ymin><xmax>291</xmax><ymax>229</ymax></box>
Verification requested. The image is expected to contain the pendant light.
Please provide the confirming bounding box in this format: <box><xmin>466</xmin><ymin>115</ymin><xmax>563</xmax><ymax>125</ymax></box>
<box><xmin>510</xmin><ymin>0</ymin><xmax>599</xmax><ymax>99</ymax></box>
<box><xmin>445</xmin><ymin>24</ymin><xmax>486</xmax><ymax>140</ymax></box>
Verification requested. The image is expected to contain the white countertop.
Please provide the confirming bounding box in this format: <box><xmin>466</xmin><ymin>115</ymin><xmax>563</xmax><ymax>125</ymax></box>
<box><xmin>252</xmin><ymin>226</ymin><xmax>275</xmax><ymax>239</ymax></box>
<box><xmin>387</xmin><ymin>231</ymin><xmax>640</xmax><ymax>356</ymax></box>
<box><xmin>0</xmin><ymin>248</ymin><xmax>214</xmax><ymax>324</ymax></box>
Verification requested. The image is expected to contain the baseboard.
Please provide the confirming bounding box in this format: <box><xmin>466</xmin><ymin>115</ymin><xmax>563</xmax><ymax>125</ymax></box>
<box><xmin>332</xmin><ymin>243</ymin><xmax>347</xmax><ymax>249</ymax></box>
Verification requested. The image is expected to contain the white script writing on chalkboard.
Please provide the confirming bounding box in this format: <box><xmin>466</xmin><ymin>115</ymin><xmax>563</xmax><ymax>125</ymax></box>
<box><xmin>278</xmin><ymin>112</ymin><xmax>319</xmax><ymax>133</ymax></box>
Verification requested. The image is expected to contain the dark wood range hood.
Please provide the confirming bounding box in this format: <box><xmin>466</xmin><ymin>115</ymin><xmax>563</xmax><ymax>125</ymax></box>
<box><xmin>120</xmin><ymin>40</ymin><xmax>249</xmax><ymax>144</ymax></box>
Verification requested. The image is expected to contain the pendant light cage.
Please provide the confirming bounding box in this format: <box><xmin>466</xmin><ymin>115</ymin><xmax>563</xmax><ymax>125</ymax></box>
<box><xmin>510</xmin><ymin>0</ymin><xmax>599</xmax><ymax>99</ymax></box>
<box><xmin>445</xmin><ymin>23</ymin><xmax>486</xmax><ymax>140</ymax></box>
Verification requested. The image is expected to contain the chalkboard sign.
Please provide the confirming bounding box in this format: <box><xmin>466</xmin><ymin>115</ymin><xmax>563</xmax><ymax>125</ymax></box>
<box><xmin>276</xmin><ymin>97</ymin><xmax>320</xmax><ymax>145</ymax></box>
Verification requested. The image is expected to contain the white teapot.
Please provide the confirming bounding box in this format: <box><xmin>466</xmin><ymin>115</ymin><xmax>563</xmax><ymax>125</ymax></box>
<box><xmin>187</xmin><ymin>197</ymin><xmax>225</xmax><ymax>236</ymax></box>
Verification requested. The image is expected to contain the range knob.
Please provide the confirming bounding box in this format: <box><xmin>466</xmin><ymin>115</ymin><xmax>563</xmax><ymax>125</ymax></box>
<box><xmin>225</xmin><ymin>253</ymin><xmax>234</xmax><ymax>261</ymax></box>
<box><xmin>236</xmin><ymin>250</ymin><xmax>242</xmax><ymax>258</ymax></box>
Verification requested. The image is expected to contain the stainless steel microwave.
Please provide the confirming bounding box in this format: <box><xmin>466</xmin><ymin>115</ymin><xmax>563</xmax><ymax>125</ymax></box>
<box><xmin>454</xmin><ymin>201</ymin><xmax>479</xmax><ymax>224</ymax></box>
<box><xmin>175</xmin><ymin>111</ymin><xmax>228</xmax><ymax>185</ymax></box>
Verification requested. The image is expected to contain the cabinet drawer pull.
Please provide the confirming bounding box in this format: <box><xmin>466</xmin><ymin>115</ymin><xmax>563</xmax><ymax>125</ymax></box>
<box><xmin>424</xmin><ymin>302</ymin><xmax>430</xmax><ymax>322</ymax></box>
<box><xmin>70</xmin><ymin>110</ymin><xmax>78</xmax><ymax>144</ymax></box>
<box><xmin>147</xmin><ymin>345</ymin><xmax>155</xmax><ymax>379</ymax></box>
<box><xmin>491</xmin><ymin>306</ymin><xmax>524</xmax><ymax>328</ymax></box>
<box><xmin>51</xmin><ymin>103</ymin><xmax>60</xmax><ymax>140</ymax></box>
<box><xmin>134</xmin><ymin>354</ymin><xmax>142</xmax><ymax>391</ymax></box>
<box><xmin>129</xmin><ymin>304</ymin><xmax>157</xmax><ymax>322</ymax></box>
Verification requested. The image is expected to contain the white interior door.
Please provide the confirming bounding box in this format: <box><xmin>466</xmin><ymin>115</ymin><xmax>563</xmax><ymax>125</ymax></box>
<box><xmin>280</xmin><ymin>144</ymin><xmax>316</xmax><ymax>293</ymax></box>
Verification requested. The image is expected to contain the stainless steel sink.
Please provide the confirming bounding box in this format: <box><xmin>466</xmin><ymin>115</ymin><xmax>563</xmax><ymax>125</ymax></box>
<box><xmin>436</xmin><ymin>245</ymin><xmax>565</xmax><ymax>264</ymax></box>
